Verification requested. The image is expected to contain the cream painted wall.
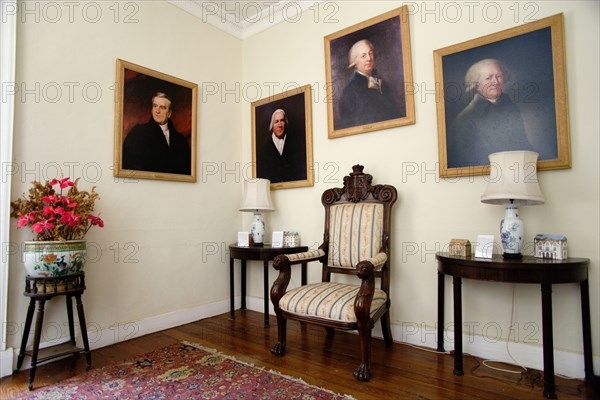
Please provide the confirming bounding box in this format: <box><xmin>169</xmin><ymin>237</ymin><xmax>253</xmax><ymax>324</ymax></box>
<box><xmin>7</xmin><ymin>1</ymin><xmax>242</xmax><ymax>355</ymax></box>
<box><xmin>241</xmin><ymin>1</ymin><xmax>599</xmax><ymax>377</ymax></box>
<box><xmin>5</xmin><ymin>0</ymin><xmax>598</xmax><ymax>380</ymax></box>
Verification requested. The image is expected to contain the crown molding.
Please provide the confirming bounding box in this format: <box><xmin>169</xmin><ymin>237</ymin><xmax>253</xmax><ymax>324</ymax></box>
<box><xmin>168</xmin><ymin>1</ymin><xmax>322</xmax><ymax>39</ymax></box>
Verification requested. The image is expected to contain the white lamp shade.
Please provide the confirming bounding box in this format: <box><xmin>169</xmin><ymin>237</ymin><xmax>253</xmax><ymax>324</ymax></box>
<box><xmin>481</xmin><ymin>151</ymin><xmax>545</xmax><ymax>206</ymax></box>
<box><xmin>239</xmin><ymin>178</ymin><xmax>275</xmax><ymax>212</ymax></box>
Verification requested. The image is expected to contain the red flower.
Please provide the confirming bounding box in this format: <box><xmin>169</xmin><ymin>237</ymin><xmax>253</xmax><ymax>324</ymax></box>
<box><xmin>69</xmin><ymin>214</ymin><xmax>82</xmax><ymax>227</ymax></box>
<box><xmin>89</xmin><ymin>215</ymin><xmax>104</xmax><ymax>228</ymax></box>
<box><xmin>42</xmin><ymin>206</ymin><xmax>55</xmax><ymax>216</ymax></box>
<box><xmin>42</xmin><ymin>195</ymin><xmax>59</xmax><ymax>204</ymax></box>
<box><xmin>59</xmin><ymin>211</ymin><xmax>73</xmax><ymax>223</ymax></box>
<box><xmin>17</xmin><ymin>215</ymin><xmax>30</xmax><ymax>227</ymax></box>
<box><xmin>11</xmin><ymin>177</ymin><xmax>103</xmax><ymax>240</ymax></box>
<box><xmin>16</xmin><ymin>212</ymin><xmax>36</xmax><ymax>227</ymax></box>
<box><xmin>50</xmin><ymin>177</ymin><xmax>74</xmax><ymax>189</ymax></box>
<box><xmin>31</xmin><ymin>220</ymin><xmax>55</xmax><ymax>233</ymax></box>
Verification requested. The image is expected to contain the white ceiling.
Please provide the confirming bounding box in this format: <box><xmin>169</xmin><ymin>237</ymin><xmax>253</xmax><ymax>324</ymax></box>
<box><xmin>168</xmin><ymin>0</ymin><xmax>323</xmax><ymax>39</ymax></box>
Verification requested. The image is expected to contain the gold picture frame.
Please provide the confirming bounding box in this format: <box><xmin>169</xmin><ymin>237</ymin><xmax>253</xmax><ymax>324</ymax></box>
<box><xmin>434</xmin><ymin>13</ymin><xmax>570</xmax><ymax>178</ymax></box>
<box><xmin>324</xmin><ymin>6</ymin><xmax>415</xmax><ymax>139</ymax></box>
<box><xmin>251</xmin><ymin>84</ymin><xmax>314</xmax><ymax>190</ymax></box>
<box><xmin>114</xmin><ymin>59</ymin><xmax>198</xmax><ymax>182</ymax></box>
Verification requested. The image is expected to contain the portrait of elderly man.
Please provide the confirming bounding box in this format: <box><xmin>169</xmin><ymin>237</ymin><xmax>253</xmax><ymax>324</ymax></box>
<box><xmin>447</xmin><ymin>58</ymin><xmax>534</xmax><ymax>168</ymax></box>
<box><xmin>338</xmin><ymin>39</ymin><xmax>403</xmax><ymax>129</ymax></box>
<box><xmin>122</xmin><ymin>91</ymin><xmax>191</xmax><ymax>175</ymax></box>
<box><xmin>255</xmin><ymin>108</ymin><xmax>307</xmax><ymax>184</ymax></box>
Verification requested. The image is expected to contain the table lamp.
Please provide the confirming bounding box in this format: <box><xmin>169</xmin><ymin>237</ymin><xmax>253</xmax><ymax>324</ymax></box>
<box><xmin>480</xmin><ymin>151</ymin><xmax>545</xmax><ymax>259</ymax></box>
<box><xmin>239</xmin><ymin>178</ymin><xmax>274</xmax><ymax>246</ymax></box>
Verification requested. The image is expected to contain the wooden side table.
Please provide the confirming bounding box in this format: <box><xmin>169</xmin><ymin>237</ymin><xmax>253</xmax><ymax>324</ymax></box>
<box><xmin>14</xmin><ymin>272</ymin><xmax>92</xmax><ymax>390</ymax></box>
<box><xmin>229</xmin><ymin>244</ymin><xmax>308</xmax><ymax>327</ymax></box>
<box><xmin>436</xmin><ymin>252</ymin><xmax>593</xmax><ymax>399</ymax></box>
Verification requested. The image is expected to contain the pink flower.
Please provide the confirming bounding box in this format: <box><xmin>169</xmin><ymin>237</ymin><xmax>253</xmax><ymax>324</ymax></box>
<box><xmin>31</xmin><ymin>220</ymin><xmax>55</xmax><ymax>233</ymax></box>
<box><xmin>11</xmin><ymin>177</ymin><xmax>103</xmax><ymax>241</ymax></box>
<box><xmin>42</xmin><ymin>195</ymin><xmax>58</xmax><ymax>204</ymax></box>
<box><xmin>89</xmin><ymin>215</ymin><xmax>104</xmax><ymax>228</ymax></box>
<box><xmin>16</xmin><ymin>215</ymin><xmax>30</xmax><ymax>227</ymax></box>
<box><xmin>68</xmin><ymin>214</ymin><xmax>82</xmax><ymax>227</ymax></box>
<box><xmin>59</xmin><ymin>211</ymin><xmax>73</xmax><ymax>223</ymax></box>
<box><xmin>42</xmin><ymin>206</ymin><xmax>55</xmax><ymax>216</ymax></box>
<box><xmin>50</xmin><ymin>177</ymin><xmax>74</xmax><ymax>189</ymax></box>
<box><xmin>16</xmin><ymin>212</ymin><xmax>36</xmax><ymax>227</ymax></box>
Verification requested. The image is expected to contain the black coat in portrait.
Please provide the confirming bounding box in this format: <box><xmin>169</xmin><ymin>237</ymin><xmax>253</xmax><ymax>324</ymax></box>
<box><xmin>338</xmin><ymin>70</ymin><xmax>404</xmax><ymax>129</ymax></box>
<box><xmin>447</xmin><ymin>93</ymin><xmax>534</xmax><ymax>168</ymax></box>
<box><xmin>256</xmin><ymin>130</ymin><xmax>307</xmax><ymax>184</ymax></box>
<box><xmin>122</xmin><ymin>118</ymin><xmax>191</xmax><ymax>175</ymax></box>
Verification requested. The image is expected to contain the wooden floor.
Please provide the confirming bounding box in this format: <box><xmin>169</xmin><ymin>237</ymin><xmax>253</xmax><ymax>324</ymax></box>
<box><xmin>2</xmin><ymin>310</ymin><xmax>597</xmax><ymax>399</ymax></box>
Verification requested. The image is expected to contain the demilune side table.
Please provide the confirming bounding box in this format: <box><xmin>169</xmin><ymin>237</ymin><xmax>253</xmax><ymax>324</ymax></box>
<box><xmin>229</xmin><ymin>244</ymin><xmax>308</xmax><ymax>327</ymax></box>
<box><xmin>436</xmin><ymin>252</ymin><xmax>594</xmax><ymax>399</ymax></box>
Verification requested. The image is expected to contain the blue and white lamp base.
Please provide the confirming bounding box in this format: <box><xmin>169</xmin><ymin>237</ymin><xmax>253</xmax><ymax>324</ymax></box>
<box><xmin>500</xmin><ymin>204</ymin><xmax>524</xmax><ymax>259</ymax></box>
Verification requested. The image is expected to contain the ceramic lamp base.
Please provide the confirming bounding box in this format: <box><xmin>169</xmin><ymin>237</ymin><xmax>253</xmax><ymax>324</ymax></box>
<box><xmin>250</xmin><ymin>212</ymin><xmax>265</xmax><ymax>245</ymax></box>
<box><xmin>500</xmin><ymin>203</ymin><xmax>524</xmax><ymax>259</ymax></box>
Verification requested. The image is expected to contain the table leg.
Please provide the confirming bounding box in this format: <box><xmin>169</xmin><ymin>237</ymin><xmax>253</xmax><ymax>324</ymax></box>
<box><xmin>301</xmin><ymin>262</ymin><xmax>307</xmax><ymax>286</ymax></box>
<box><xmin>229</xmin><ymin>257</ymin><xmax>235</xmax><ymax>320</ymax></box>
<box><xmin>29</xmin><ymin>299</ymin><xmax>46</xmax><ymax>390</ymax></box>
<box><xmin>541</xmin><ymin>283</ymin><xmax>557</xmax><ymax>399</ymax></box>
<box><xmin>263</xmin><ymin>260</ymin><xmax>270</xmax><ymax>327</ymax></box>
<box><xmin>437</xmin><ymin>271</ymin><xmax>445</xmax><ymax>352</ymax></box>
<box><xmin>75</xmin><ymin>294</ymin><xmax>92</xmax><ymax>370</ymax></box>
<box><xmin>15</xmin><ymin>298</ymin><xmax>36</xmax><ymax>372</ymax></box>
<box><xmin>453</xmin><ymin>276</ymin><xmax>463</xmax><ymax>376</ymax></box>
<box><xmin>241</xmin><ymin>260</ymin><xmax>247</xmax><ymax>310</ymax></box>
<box><xmin>66</xmin><ymin>295</ymin><xmax>75</xmax><ymax>345</ymax></box>
<box><xmin>580</xmin><ymin>279</ymin><xmax>594</xmax><ymax>383</ymax></box>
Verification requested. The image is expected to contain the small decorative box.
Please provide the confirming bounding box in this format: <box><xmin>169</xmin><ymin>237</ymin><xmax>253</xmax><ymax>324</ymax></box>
<box><xmin>534</xmin><ymin>234</ymin><xmax>567</xmax><ymax>260</ymax></box>
<box><xmin>283</xmin><ymin>231</ymin><xmax>300</xmax><ymax>247</ymax></box>
<box><xmin>449</xmin><ymin>239</ymin><xmax>471</xmax><ymax>257</ymax></box>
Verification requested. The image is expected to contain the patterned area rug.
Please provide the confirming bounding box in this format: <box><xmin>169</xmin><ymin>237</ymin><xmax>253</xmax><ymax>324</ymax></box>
<box><xmin>16</xmin><ymin>342</ymin><xmax>353</xmax><ymax>399</ymax></box>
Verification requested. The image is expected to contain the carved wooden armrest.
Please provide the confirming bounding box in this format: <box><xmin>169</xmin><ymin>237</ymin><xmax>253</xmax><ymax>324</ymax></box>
<box><xmin>357</xmin><ymin>252</ymin><xmax>388</xmax><ymax>273</ymax></box>
<box><xmin>273</xmin><ymin>249</ymin><xmax>326</xmax><ymax>271</ymax></box>
<box><xmin>271</xmin><ymin>249</ymin><xmax>326</xmax><ymax>307</ymax></box>
<box><xmin>354</xmin><ymin>255</ymin><xmax>387</xmax><ymax>325</ymax></box>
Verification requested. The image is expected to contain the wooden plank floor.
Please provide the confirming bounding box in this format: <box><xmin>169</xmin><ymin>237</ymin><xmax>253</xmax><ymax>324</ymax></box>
<box><xmin>1</xmin><ymin>310</ymin><xmax>596</xmax><ymax>399</ymax></box>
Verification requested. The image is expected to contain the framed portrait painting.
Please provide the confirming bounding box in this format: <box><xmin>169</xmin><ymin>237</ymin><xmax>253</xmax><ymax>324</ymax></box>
<box><xmin>434</xmin><ymin>13</ymin><xmax>570</xmax><ymax>178</ymax></box>
<box><xmin>114</xmin><ymin>59</ymin><xmax>198</xmax><ymax>182</ymax></box>
<box><xmin>324</xmin><ymin>6</ymin><xmax>415</xmax><ymax>139</ymax></box>
<box><xmin>251</xmin><ymin>84</ymin><xmax>314</xmax><ymax>190</ymax></box>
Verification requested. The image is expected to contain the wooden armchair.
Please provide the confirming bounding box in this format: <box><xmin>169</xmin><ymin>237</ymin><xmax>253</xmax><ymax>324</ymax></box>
<box><xmin>270</xmin><ymin>165</ymin><xmax>397</xmax><ymax>381</ymax></box>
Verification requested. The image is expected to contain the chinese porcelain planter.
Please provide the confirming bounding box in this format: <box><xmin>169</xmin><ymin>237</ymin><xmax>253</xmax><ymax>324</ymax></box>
<box><xmin>22</xmin><ymin>240</ymin><xmax>87</xmax><ymax>278</ymax></box>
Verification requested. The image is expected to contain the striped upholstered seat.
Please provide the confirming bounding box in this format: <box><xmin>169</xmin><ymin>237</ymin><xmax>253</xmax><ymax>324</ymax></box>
<box><xmin>270</xmin><ymin>165</ymin><xmax>397</xmax><ymax>382</ymax></box>
<box><xmin>280</xmin><ymin>282</ymin><xmax>387</xmax><ymax>323</ymax></box>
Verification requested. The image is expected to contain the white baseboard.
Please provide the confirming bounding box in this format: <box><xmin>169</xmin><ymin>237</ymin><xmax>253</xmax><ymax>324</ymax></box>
<box><xmin>1</xmin><ymin>347</ymin><xmax>14</xmax><ymax>378</ymax></box>
<box><xmin>390</xmin><ymin>322</ymin><xmax>599</xmax><ymax>380</ymax></box>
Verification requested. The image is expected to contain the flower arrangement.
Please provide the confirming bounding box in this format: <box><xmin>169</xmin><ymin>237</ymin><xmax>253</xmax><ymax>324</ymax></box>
<box><xmin>10</xmin><ymin>177</ymin><xmax>104</xmax><ymax>241</ymax></box>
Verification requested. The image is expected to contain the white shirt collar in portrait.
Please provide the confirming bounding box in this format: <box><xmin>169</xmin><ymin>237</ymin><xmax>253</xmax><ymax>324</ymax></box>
<box><xmin>160</xmin><ymin>123</ymin><xmax>170</xmax><ymax>146</ymax></box>
<box><xmin>272</xmin><ymin>132</ymin><xmax>286</xmax><ymax>155</ymax></box>
<box><xmin>355</xmin><ymin>70</ymin><xmax>381</xmax><ymax>91</ymax></box>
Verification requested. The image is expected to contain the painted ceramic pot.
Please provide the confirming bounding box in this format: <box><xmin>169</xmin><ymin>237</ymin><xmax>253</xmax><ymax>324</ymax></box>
<box><xmin>22</xmin><ymin>240</ymin><xmax>86</xmax><ymax>277</ymax></box>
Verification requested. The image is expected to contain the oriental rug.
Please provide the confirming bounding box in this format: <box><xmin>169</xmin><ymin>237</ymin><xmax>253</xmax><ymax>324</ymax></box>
<box><xmin>15</xmin><ymin>341</ymin><xmax>354</xmax><ymax>399</ymax></box>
